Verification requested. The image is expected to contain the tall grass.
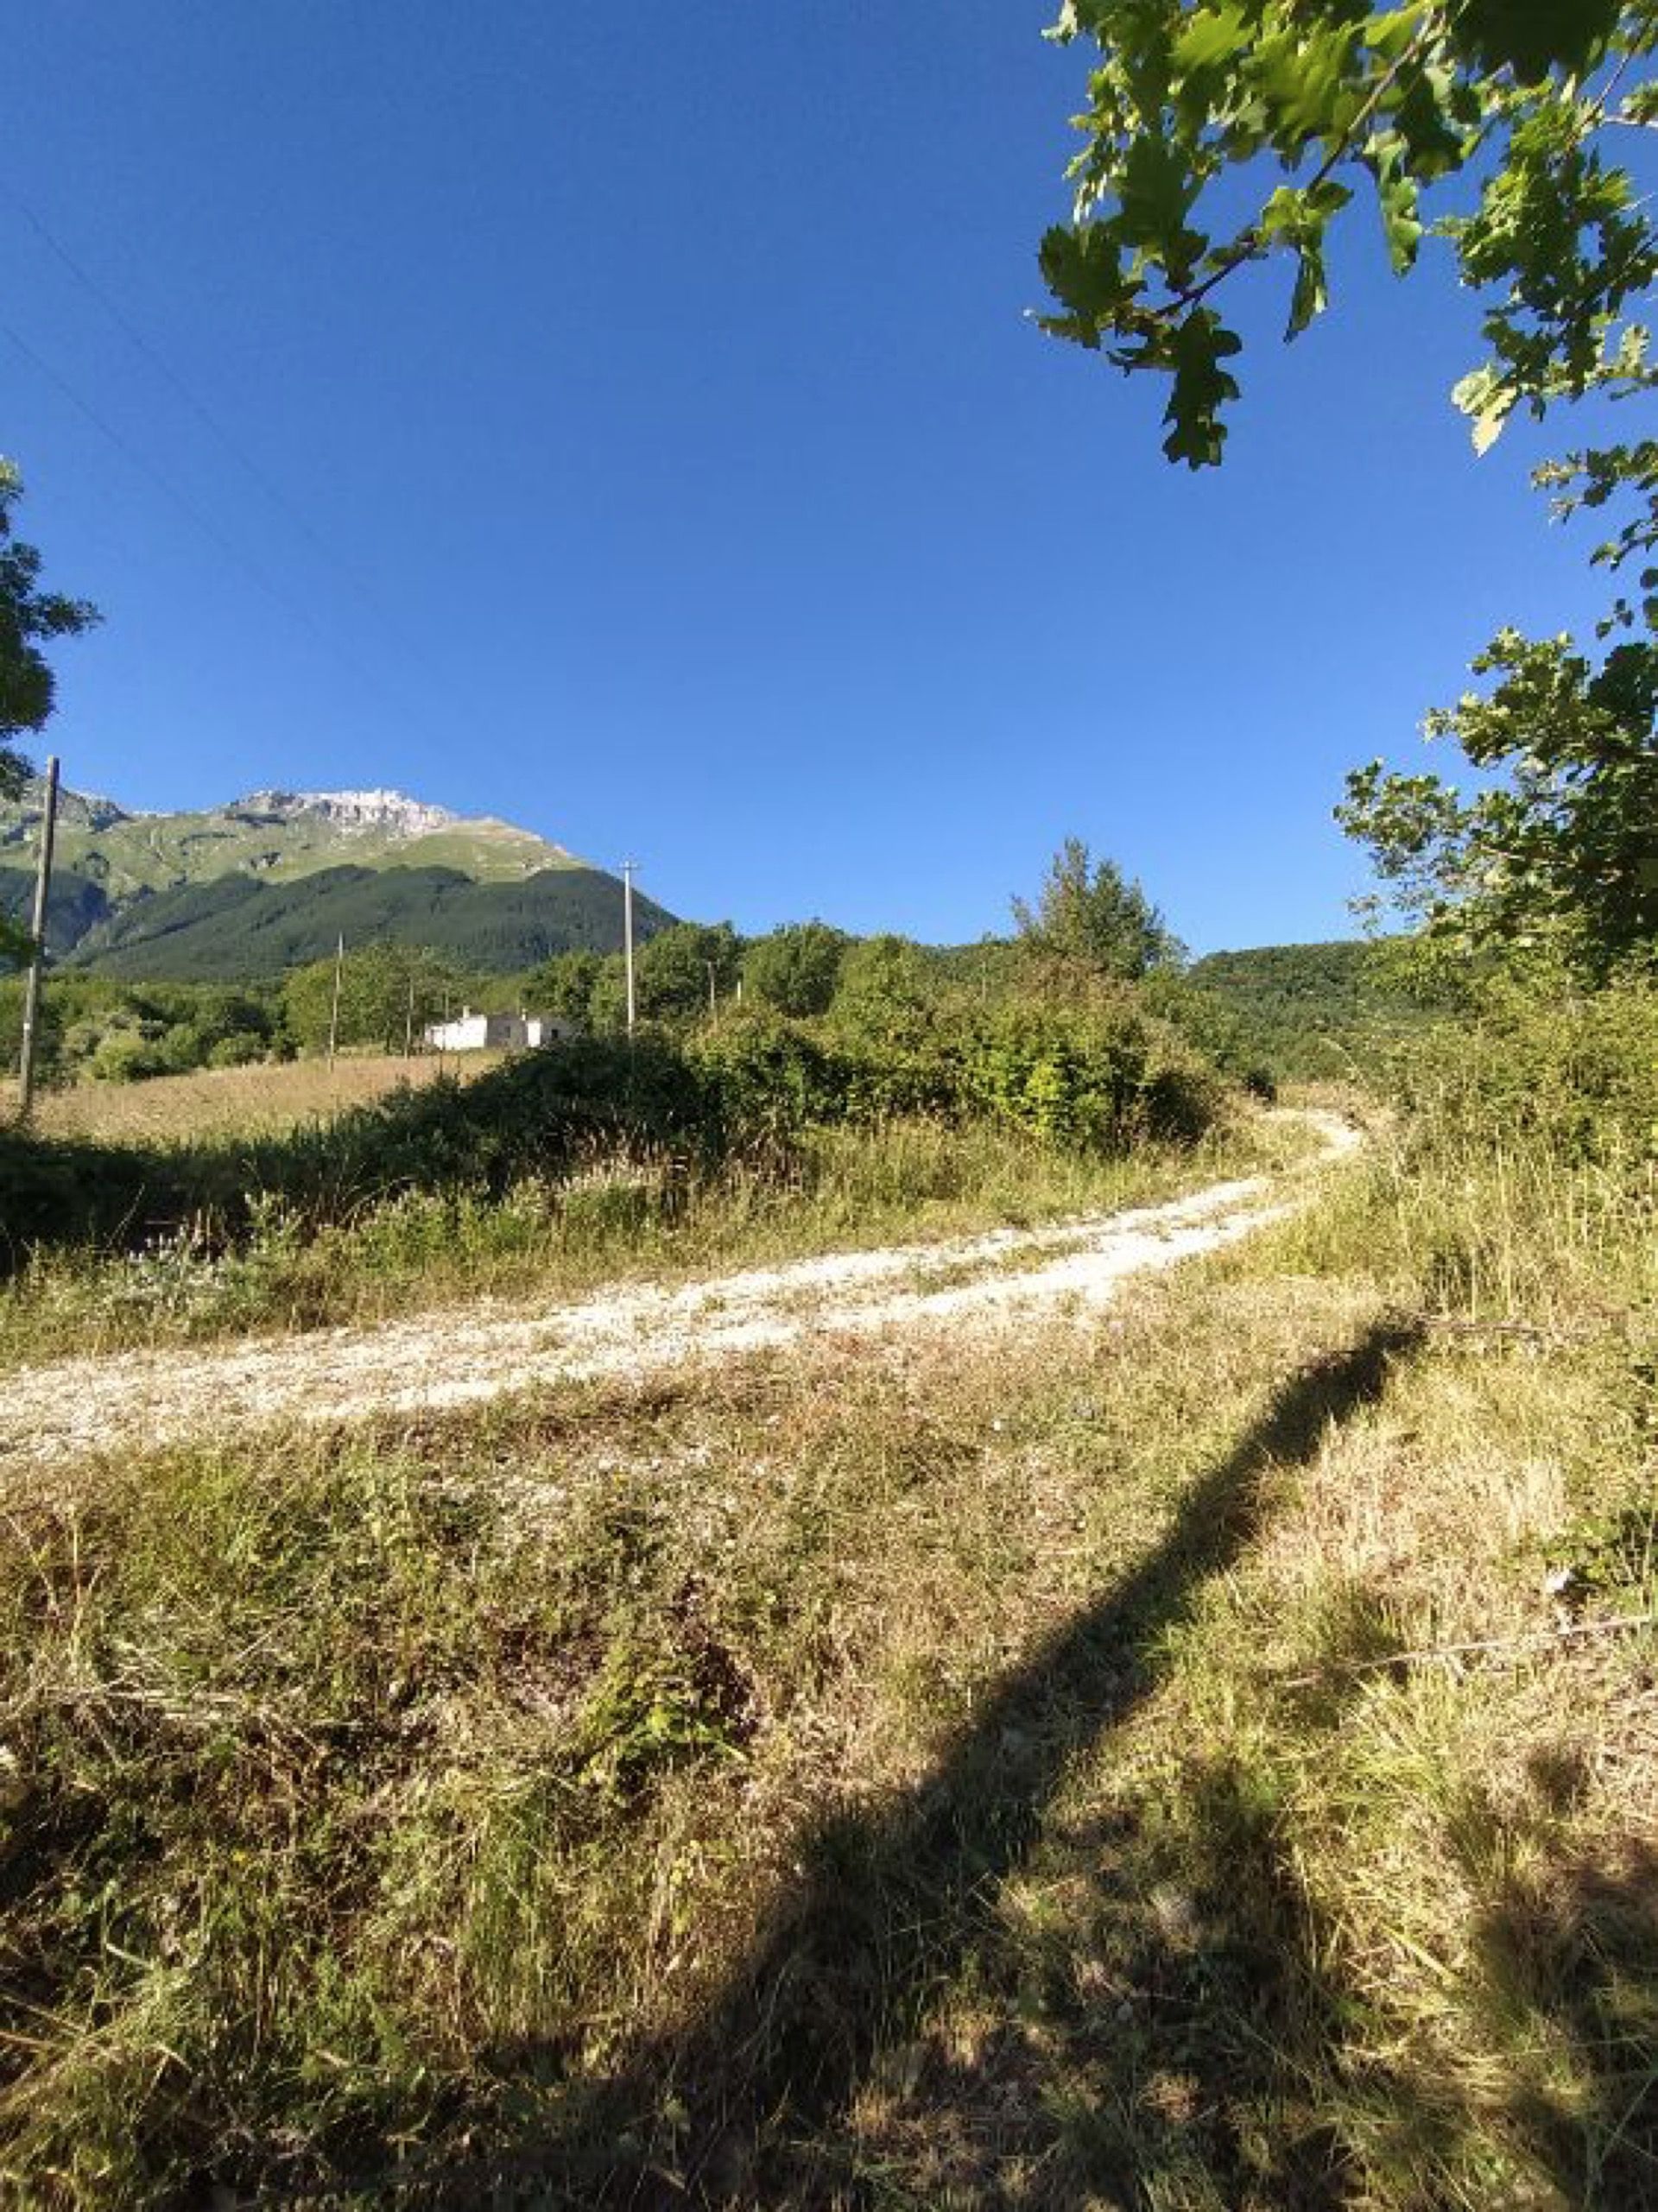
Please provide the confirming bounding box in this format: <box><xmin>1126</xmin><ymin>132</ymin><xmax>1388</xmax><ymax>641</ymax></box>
<box><xmin>0</xmin><ymin>1109</ymin><xmax>1282</xmax><ymax>1371</ymax></box>
<box><xmin>3</xmin><ymin>984</ymin><xmax>1653</xmax><ymax>2205</ymax></box>
<box><xmin>10</xmin><ymin>1049</ymin><xmax>502</xmax><ymax>1145</ymax></box>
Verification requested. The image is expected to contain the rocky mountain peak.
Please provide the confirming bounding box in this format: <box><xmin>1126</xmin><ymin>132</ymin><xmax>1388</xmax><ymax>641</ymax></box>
<box><xmin>235</xmin><ymin>788</ymin><xmax>461</xmax><ymax>837</ymax></box>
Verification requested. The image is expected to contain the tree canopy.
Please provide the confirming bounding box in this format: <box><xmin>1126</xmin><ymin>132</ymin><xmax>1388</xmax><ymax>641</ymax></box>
<box><xmin>1037</xmin><ymin>4</ymin><xmax>1657</xmax><ymax>977</ymax></box>
<box><xmin>1</xmin><ymin>463</ymin><xmax>98</xmax><ymax>966</ymax></box>
<box><xmin>1015</xmin><ymin>837</ymin><xmax>1183</xmax><ymax>981</ymax></box>
<box><xmin>1</xmin><ymin>461</ymin><xmax>98</xmax><ymax>797</ymax></box>
<box><xmin>741</xmin><ymin>922</ymin><xmax>851</xmax><ymax>1018</ymax></box>
<box><xmin>1338</xmin><ymin>628</ymin><xmax>1657</xmax><ymax>977</ymax></box>
<box><xmin>1038</xmin><ymin>1</ymin><xmax>1655</xmax><ymax>467</ymax></box>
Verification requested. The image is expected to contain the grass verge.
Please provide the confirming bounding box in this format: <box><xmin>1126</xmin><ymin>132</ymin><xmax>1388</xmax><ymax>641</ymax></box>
<box><xmin>0</xmin><ymin>1107</ymin><xmax>1313</xmax><ymax>1374</ymax></box>
<box><xmin>1</xmin><ymin>1112</ymin><xmax>1651</xmax><ymax>2206</ymax></box>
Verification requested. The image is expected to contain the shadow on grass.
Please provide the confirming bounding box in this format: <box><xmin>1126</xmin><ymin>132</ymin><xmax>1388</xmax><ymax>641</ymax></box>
<box><xmin>328</xmin><ymin>1318</ymin><xmax>1421</xmax><ymax>2209</ymax></box>
<box><xmin>1470</xmin><ymin>1806</ymin><xmax>1658</xmax><ymax>2205</ymax></box>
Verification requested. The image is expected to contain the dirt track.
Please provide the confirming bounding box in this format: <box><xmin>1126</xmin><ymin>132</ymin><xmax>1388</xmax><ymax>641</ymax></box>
<box><xmin>0</xmin><ymin>1110</ymin><xmax>1362</xmax><ymax>1468</ymax></box>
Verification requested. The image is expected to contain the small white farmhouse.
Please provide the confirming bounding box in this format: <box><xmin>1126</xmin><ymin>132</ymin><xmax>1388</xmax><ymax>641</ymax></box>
<box><xmin>421</xmin><ymin>1008</ymin><xmax>577</xmax><ymax>1053</ymax></box>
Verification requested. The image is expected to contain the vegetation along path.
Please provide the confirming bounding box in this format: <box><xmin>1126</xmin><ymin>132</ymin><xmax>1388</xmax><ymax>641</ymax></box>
<box><xmin>3</xmin><ymin>1109</ymin><xmax>1361</xmax><ymax>1469</ymax></box>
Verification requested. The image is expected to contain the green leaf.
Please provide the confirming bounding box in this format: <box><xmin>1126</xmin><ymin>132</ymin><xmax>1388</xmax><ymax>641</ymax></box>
<box><xmin>1288</xmin><ymin>241</ymin><xmax>1328</xmax><ymax>338</ymax></box>
<box><xmin>1037</xmin><ymin>224</ymin><xmax>1139</xmax><ymax>344</ymax></box>
<box><xmin>1366</xmin><ymin>4</ymin><xmax>1427</xmax><ymax>66</ymax></box>
<box><xmin>1452</xmin><ymin>364</ymin><xmax>1512</xmax><ymax>453</ymax></box>
<box><xmin>1173</xmin><ymin>3</ymin><xmax>1248</xmax><ymax>76</ymax></box>
<box><xmin>1162</xmin><ymin>311</ymin><xmax>1243</xmax><ymax>468</ymax></box>
<box><xmin>1374</xmin><ymin>145</ymin><xmax>1423</xmax><ymax>274</ymax></box>
<box><xmin>1116</xmin><ymin>133</ymin><xmax>1200</xmax><ymax>250</ymax></box>
<box><xmin>1459</xmin><ymin>0</ymin><xmax>1620</xmax><ymax>82</ymax></box>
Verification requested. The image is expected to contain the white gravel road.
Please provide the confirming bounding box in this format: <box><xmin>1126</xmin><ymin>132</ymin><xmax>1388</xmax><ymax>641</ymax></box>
<box><xmin>1</xmin><ymin>1110</ymin><xmax>1362</xmax><ymax>1468</ymax></box>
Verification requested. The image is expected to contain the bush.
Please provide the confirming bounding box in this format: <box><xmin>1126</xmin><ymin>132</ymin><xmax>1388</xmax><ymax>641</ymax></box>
<box><xmin>953</xmin><ymin>1000</ymin><xmax>1227</xmax><ymax>1150</ymax></box>
<box><xmin>0</xmin><ymin>1002</ymin><xmax>1236</xmax><ymax>1270</ymax></box>
<box><xmin>1386</xmin><ymin>975</ymin><xmax>1658</xmax><ymax>1170</ymax></box>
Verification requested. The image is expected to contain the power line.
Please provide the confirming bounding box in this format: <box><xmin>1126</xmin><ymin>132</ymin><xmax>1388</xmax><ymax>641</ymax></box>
<box><xmin>1</xmin><ymin>188</ymin><xmax>466</xmax><ymax>729</ymax></box>
<box><xmin>2</xmin><ymin>183</ymin><xmax>332</xmax><ymax>560</ymax></box>
<box><xmin>1</xmin><ymin>315</ymin><xmax>348</xmax><ymax>656</ymax></box>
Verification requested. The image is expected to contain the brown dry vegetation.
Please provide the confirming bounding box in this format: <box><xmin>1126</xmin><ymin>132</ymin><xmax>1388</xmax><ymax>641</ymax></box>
<box><xmin>0</xmin><ymin>1110</ymin><xmax>1313</xmax><ymax>1375</ymax></box>
<box><xmin>9</xmin><ymin>1049</ymin><xmax>503</xmax><ymax>1145</ymax></box>
<box><xmin>1</xmin><ymin>1088</ymin><xmax>1654</xmax><ymax>2207</ymax></box>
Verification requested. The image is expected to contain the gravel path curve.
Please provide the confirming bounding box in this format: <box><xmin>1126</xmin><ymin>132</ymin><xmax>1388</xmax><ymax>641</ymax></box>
<box><xmin>1</xmin><ymin>1110</ymin><xmax>1362</xmax><ymax>1467</ymax></box>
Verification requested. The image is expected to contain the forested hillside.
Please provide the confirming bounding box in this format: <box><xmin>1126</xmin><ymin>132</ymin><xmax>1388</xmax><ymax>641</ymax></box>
<box><xmin>59</xmin><ymin>862</ymin><xmax>674</xmax><ymax>980</ymax></box>
<box><xmin>1188</xmin><ymin>939</ymin><xmax>1428</xmax><ymax>1078</ymax></box>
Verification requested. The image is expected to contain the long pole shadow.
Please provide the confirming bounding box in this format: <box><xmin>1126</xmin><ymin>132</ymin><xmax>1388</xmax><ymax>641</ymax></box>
<box><xmin>340</xmin><ymin>1318</ymin><xmax>1420</xmax><ymax>2209</ymax></box>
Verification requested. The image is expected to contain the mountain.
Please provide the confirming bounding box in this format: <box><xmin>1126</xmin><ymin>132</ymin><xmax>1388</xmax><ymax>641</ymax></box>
<box><xmin>0</xmin><ymin>781</ymin><xmax>674</xmax><ymax>977</ymax></box>
<box><xmin>0</xmin><ymin>781</ymin><xmax>582</xmax><ymax>899</ymax></box>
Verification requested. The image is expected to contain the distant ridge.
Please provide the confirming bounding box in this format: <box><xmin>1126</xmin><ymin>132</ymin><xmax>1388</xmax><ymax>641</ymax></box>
<box><xmin>237</xmin><ymin>788</ymin><xmax>464</xmax><ymax>837</ymax></box>
<box><xmin>0</xmin><ymin>779</ymin><xmax>674</xmax><ymax>976</ymax></box>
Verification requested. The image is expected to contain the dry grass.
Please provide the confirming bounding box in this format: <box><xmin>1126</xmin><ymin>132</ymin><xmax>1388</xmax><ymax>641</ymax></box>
<box><xmin>9</xmin><ymin>1050</ymin><xmax>504</xmax><ymax>1144</ymax></box>
<box><xmin>0</xmin><ymin>1111</ymin><xmax>1652</xmax><ymax>2207</ymax></box>
<box><xmin>0</xmin><ymin>1109</ymin><xmax>1304</xmax><ymax>1374</ymax></box>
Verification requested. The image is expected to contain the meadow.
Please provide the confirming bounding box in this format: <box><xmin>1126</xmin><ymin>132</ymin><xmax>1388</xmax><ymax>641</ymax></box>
<box><xmin>1</xmin><ymin>983</ymin><xmax>1655</xmax><ymax>2206</ymax></box>
<box><xmin>9</xmin><ymin>1047</ymin><xmax>503</xmax><ymax>1143</ymax></box>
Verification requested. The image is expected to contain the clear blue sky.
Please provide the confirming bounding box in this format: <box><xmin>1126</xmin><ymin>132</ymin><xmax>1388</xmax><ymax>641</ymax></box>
<box><xmin>3</xmin><ymin>3</ymin><xmax>1616</xmax><ymax>951</ymax></box>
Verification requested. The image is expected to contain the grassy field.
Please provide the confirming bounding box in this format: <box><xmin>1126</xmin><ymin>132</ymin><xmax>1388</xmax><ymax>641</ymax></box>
<box><xmin>0</xmin><ymin>1104</ymin><xmax>1315</xmax><ymax>1375</ymax></box>
<box><xmin>1</xmin><ymin>1096</ymin><xmax>1654</xmax><ymax>2206</ymax></box>
<box><xmin>6</xmin><ymin>1049</ymin><xmax>504</xmax><ymax>1144</ymax></box>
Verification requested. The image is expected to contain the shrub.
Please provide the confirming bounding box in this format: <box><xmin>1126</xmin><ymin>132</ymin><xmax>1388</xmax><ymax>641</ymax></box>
<box><xmin>1386</xmin><ymin>975</ymin><xmax>1658</xmax><ymax>1170</ymax></box>
<box><xmin>0</xmin><ymin>1002</ymin><xmax>1236</xmax><ymax>1270</ymax></box>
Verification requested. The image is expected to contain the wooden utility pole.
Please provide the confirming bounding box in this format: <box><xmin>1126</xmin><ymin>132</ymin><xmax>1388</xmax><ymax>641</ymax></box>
<box><xmin>326</xmin><ymin>932</ymin><xmax>345</xmax><ymax>1070</ymax></box>
<box><xmin>705</xmin><ymin>958</ymin><xmax>718</xmax><ymax>1021</ymax></box>
<box><xmin>16</xmin><ymin>755</ymin><xmax>60</xmax><ymax>1121</ymax></box>
<box><xmin>621</xmin><ymin>860</ymin><xmax>638</xmax><ymax>1036</ymax></box>
<box><xmin>402</xmin><ymin>969</ymin><xmax>416</xmax><ymax>1058</ymax></box>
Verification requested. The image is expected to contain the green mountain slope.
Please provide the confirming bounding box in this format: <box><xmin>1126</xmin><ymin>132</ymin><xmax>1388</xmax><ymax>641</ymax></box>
<box><xmin>1187</xmin><ymin>939</ymin><xmax>1427</xmax><ymax>1077</ymax></box>
<box><xmin>0</xmin><ymin>781</ymin><xmax>671</xmax><ymax>976</ymax></box>
<box><xmin>67</xmin><ymin>865</ymin><xmax>675</xmax><ymax>982</ymax></box>
<box><xmin>0</xmin><ymin>865</ymin><xmax>112</xmax><ymax>954</ymax></box>
<box><xmin>0</xmin><ymin>782</ymin><xmax>585</xmax><ymax>907</ymax></box>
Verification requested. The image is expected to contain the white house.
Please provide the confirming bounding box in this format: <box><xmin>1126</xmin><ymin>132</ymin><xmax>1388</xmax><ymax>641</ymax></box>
<box><xmin>421</xmin><ymin>1008</ymin><xmax>578</xmax><ymax>1053</ymax></box>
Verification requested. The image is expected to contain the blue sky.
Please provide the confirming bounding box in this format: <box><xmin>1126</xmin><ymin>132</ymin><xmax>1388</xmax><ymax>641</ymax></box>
<box><xmin>3</xmin><ymin>3</ymin><xmax>1618</xmax><ymax>951</ymax></box>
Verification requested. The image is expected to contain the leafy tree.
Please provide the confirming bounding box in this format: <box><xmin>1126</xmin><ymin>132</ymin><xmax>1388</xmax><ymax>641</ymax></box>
<box><xmin>636</xmin><ymin>920</ymin><xmax>742</xmax><ymax>1024</ymax></box>
<box><xmin>1</xmin><ymin>461</ymin><xmax>98</xmax><ymax>793</ymax></box>
<box><xmin>1038</xmin><ymin>2</ymin><xmax>1654</xmax><ymax>468</ymax></box>
<box><xmin>829</xmin><ymin>932</ymin><xmax>937</xmax><ymax>1049</ymax></box>
<box><xmin>1</xmin><ymin>461</ymin><xmax>98</xmax><ymax>964</ymax></box>
<box><xmin>741</xmin><ymin>922</ymin><xmax>851</xmax><ymax>1017</ymax></box>
<box><xmin>1339</xmin><ymin>630</ymin><xmax>1657</xmax><ymax>977</ymax></box>
<box><xmin>1038</xmin><ymin>5</ymin><xmax>1656</xmax><ymax>976</ymax></box>
<box><xmin>1014</xmin><ymin>838</ymin><xmax>1182</xmax><ymax>980</ymax></box>
<box><xmin>527</xmin><ymin>948</ymin><xmax>606</xmax><ymax>1028</ymax></box>
<box><xmin>282</xmin><ymin>945</ymin><xmax>467</xmax><ymax>1056</ymax></box>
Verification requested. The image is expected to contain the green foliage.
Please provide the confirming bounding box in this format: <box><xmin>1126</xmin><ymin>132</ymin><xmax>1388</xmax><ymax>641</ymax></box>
<box><xmin>1184</xmin><ymin>937</ymin><xmax>1431</xmax><ymax>1079</ymax></box>
<box><xmin>1039</xmin><ymin>2</ymin><xmax>1652</xmax><ymax>467</ymax></box>
<box><xmin>1037</xmin><ymin>9</ymin><xmax>1656</xmax><ymax>982</ymax></box>
<box><xmin>740</xmin><ymin>922</ymin><xmax>851</xmax><ymax>1017</ymax></box>
<box><xmin>1383</xmin><ymin>970</ymin><xmax>1658</xmax><ymax>1168</ymax></box>
<box><xmin>0</xmin><ymin>973</ymin><xmax>284</xmax><ymax>1090</ymax></box>
<box><xmin>828</xmin><ymin>933</ymin><xmax>937</xmax><ymax>1052</ymax></box>
<box><xmin>526</xmin><ymin>947</ymin><xmax>608</xmax><ymax>1028</ymax></box>
<box><xmin>635</xmin><ymin>920</ymin><xmax>742</xmax><ymax>1024</ymax></box>
<box><xmin>1013</xmin><ymin>837</ymin><xmax>1183</xmax><ymax>981</ymax></box>
<box><xmin>0</xmin><ymin>464</ymin><xmax>97</xmax><ymax>965</ymax></box>
<box><xmin>0</xmin><ymin>460</ymin><xmax>98</xmax><ymax>796</ymax></box>
<box><xmin>281</xmin><ymin>944</ymin><xmax>469</xmax><ymax>1056</ymax></box>
<box><xmin>1339</xmin><ymin>630</ymin><xmax>1658</xmax><ymax>979</ymax></box>
<box><xmin>69</xmin><ymin>863</ymin><xmax>675</xmax><ymax>981</ymax></box>
<box><xmin>0</xmin><ymin>995</ymin><xmax>1237</xmax><ymax>1267</ymax></box>
<box><xmin>959</xmin><ymin>996</ymin><xmax>1225</xmax><ymax>1147</ymax></box>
